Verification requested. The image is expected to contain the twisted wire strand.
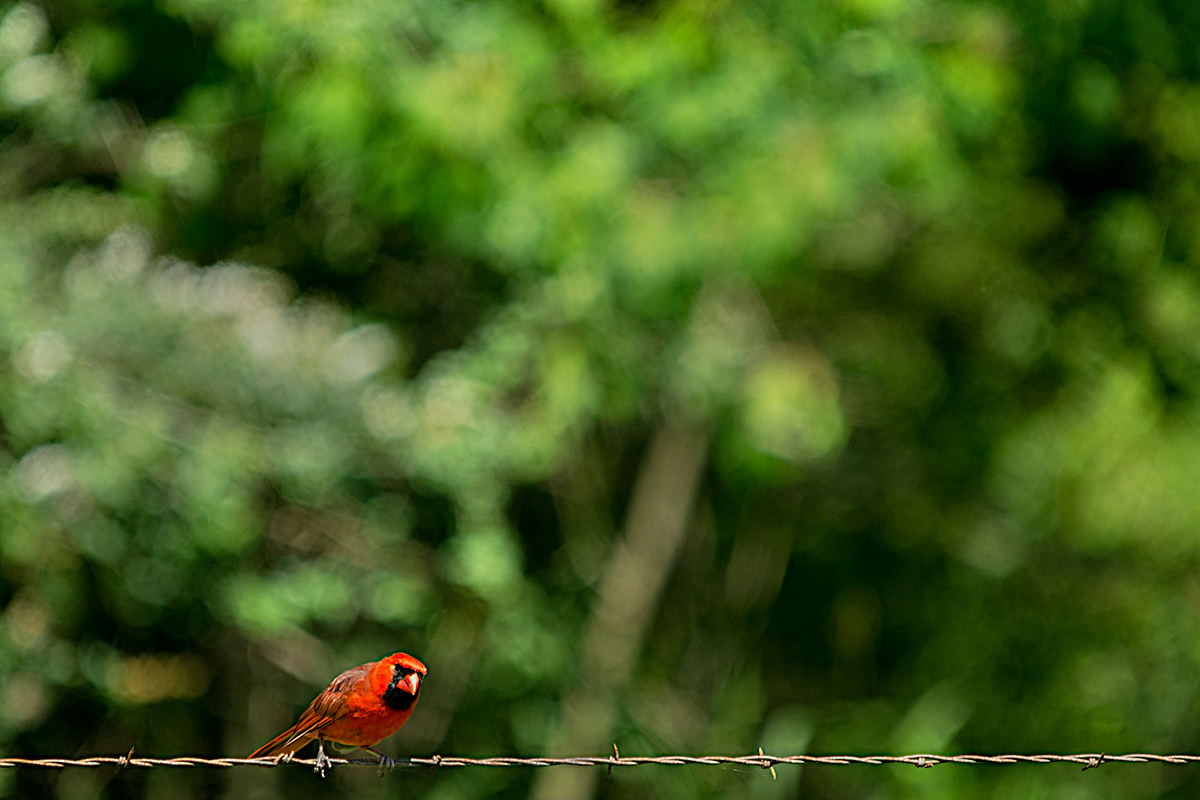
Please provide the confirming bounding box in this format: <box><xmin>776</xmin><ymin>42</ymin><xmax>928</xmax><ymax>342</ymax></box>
<box><xmin>0</xmin><ymin>752</ymin><xmax>1195</xmax><ymax>771</ymax></box>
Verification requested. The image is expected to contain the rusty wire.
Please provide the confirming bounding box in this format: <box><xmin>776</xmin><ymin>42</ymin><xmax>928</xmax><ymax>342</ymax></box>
<box><xmin>0</xmin><ymin>750</ymin><xmax>1195</xmax><ymax>772</ymax></box>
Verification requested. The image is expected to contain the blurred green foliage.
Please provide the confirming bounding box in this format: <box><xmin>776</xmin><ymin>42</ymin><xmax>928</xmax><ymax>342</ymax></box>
<box><xmin>5</xmin><ymin>0</ymin><xmax>1200</xmax><ymax>798</ymax></box>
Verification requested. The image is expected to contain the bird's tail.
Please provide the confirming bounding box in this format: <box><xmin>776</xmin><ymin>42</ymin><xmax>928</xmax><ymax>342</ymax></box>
<box><xmin>248</xmin><ymin>725</ymin><xmax>314</xmax><ymax>759</ymax></box>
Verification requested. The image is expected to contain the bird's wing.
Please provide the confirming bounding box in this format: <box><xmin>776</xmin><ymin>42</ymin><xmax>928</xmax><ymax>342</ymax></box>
<box><xmin>247</xmin><ymin>664</ymin><xmax>371</xmax><ymax>758</ymax></box>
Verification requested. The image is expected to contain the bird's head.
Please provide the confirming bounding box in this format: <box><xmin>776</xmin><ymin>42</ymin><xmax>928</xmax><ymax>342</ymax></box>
<box><xmin>380</xmin><ymin>652</ymin><xmax>426</xmax><ymax>711</ymax></box>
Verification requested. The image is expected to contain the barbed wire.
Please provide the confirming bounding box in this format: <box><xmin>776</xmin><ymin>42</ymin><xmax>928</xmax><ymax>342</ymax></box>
<box><xmin>0</xmin><ymin>749</ymin><xmax>1195</xmax><ymax>773</ymax></box>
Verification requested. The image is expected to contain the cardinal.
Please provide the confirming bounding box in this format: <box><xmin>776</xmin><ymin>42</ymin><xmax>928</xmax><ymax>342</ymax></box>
<box><xmin>249</xmin><ymin>652</ymin><xmax>426</xmax><ymax>777</ymax></box>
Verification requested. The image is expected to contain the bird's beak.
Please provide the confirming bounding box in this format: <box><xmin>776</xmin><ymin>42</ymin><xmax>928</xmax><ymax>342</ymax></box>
<box><xmin>401</xmin><ymin>672</ymin><xmax>421</xmax><ymax>696</ymax></box>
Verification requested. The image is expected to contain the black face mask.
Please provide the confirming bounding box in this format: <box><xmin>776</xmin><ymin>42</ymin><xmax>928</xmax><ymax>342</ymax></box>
<box><xmin>383</xmin><ymin>666</ymin><xmax>420</xmax><ymax>711</ymax></box>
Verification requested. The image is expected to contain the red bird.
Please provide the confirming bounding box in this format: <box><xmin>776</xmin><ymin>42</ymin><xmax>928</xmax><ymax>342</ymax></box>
<box><xmin>249</xmin><ymin>652</ymin><xmax>426</xmax><ymax>777</ymax></box>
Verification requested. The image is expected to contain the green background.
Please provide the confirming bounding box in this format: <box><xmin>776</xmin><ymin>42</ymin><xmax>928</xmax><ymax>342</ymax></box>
<box><xmin>3</xmin><ymin>0</ymin><xmax>1200</xmax><ymax>797</ymax></box>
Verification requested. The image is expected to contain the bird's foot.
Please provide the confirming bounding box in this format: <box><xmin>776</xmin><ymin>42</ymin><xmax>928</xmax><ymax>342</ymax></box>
<box><xmin>314</xmin><ymin>741</ymin><xmax>332</xmax><ymax>778</ymax></box>
<box><xmin>365</xmin><ymin>747</ymin><xmax>395</xmax><ymax>777</ymax></box>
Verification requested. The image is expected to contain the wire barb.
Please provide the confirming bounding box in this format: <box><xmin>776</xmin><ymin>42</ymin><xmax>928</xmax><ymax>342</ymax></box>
<box><xmin>757</xmin><ymin>747</ymin><xmax>777</xmax><ymax>780</ymax></box>
<box><xmin>114</xmin><ymin>747</ymin><xmax>135</xmax><ymax>775</ymax></box>
<box><xmin>1</xmin><ymin>752</ymin><xmax>1198</xmax><ymax>771</ymax></box>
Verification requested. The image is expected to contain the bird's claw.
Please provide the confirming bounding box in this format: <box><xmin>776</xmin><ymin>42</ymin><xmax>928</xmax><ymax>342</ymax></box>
<box><xmin>314</xmin><ymin>746</ymin><xmax>332</xmax><ymax>778</ymax></box>
<box><xmin>366</xmin><ymin>747</ymin><xmax>396</xmax><ymax>777</ymax></box>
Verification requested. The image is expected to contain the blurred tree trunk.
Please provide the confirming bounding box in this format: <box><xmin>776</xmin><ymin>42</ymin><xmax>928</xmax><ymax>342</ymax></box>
<box><xmin>532</xmin><ymin>425</ymin><xmax>708</xmax><ymax>800</ymax></box>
